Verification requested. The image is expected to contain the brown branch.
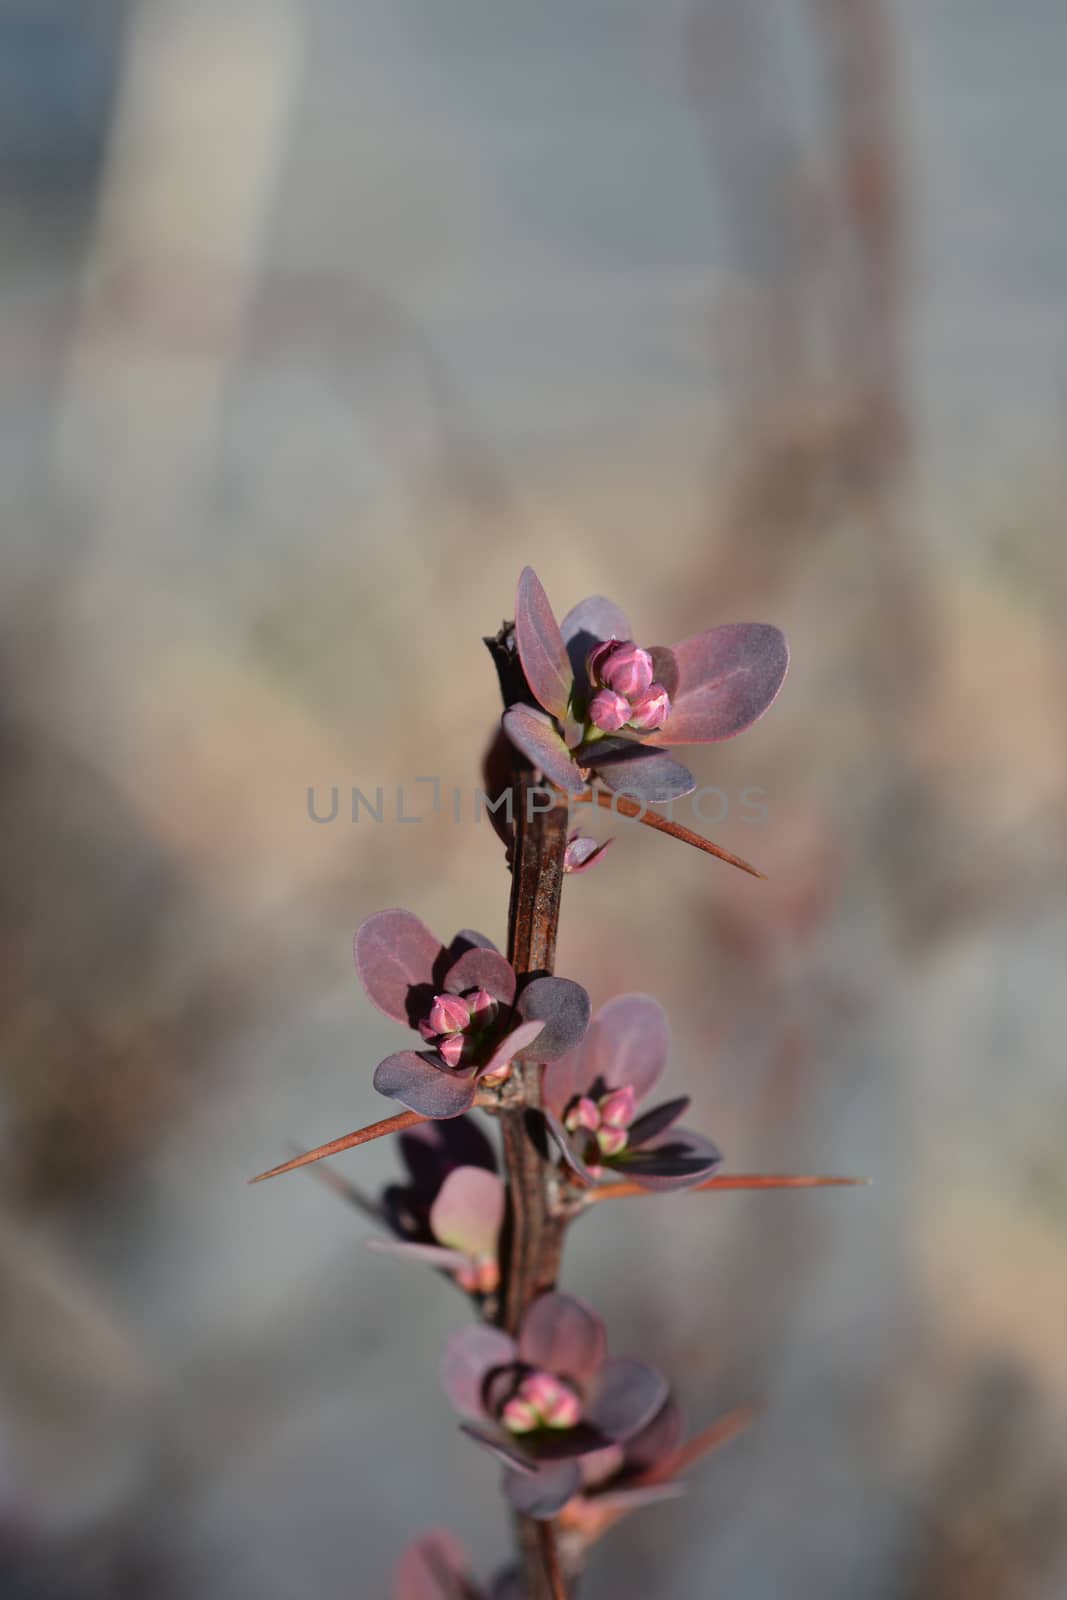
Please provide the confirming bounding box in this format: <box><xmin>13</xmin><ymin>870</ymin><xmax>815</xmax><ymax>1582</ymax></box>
<box><xmin>582</xmin><ymin>1173</ymin><xmax>868</xmax><ymax>1204</ymax></box>
<box><xmin>537</xmin><ymin>1522</ymin><xmax>568</xmax><ymax>1600</ymax></box>
<box><xmin>248</xmin><ymin>1109</ymin><xmax>428</xmax><ymax>1183</ymax></box>
<box><xmin>487</xmin><ymin>624</ymin><xmax>572</xmax><ymax>1600</ymax></box>
<box><xmin>582</xmin><ymin>788</ymin><xmax>766</xmax><ymax>878</ymax></box>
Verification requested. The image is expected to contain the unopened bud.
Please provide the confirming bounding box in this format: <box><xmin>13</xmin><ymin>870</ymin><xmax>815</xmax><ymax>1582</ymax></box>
<box><xmin>596</xmin><ymin>1126</ymin><xmax>629</xmax><ymax>1158</ymax></box>
<box><xmin>589</xmin><ymin>689</ymin><xmax>631</xmax><ymax>733</ymax></box>
<box><xmin>466</xmin><ymin>988</ymin><xmax>499</xmax><ymax>1027</ymax></box>
<box><xmin>599</xmin><ymin>1085</ymin><xmax>637</xmax><ymax>1129</ymax></box>
<box><xmin>428</xmin><ymin>994</ymin><xmax>470</xmax><ymax>1035</ymax></box>
<box><xmin>437</xmin><ymin>1032</ymin><xmax>466</xmax><ymax>1068</ymax></box>
<box><xmin>542</xmin><ymin>1387</ymin><xmax>582</xmax><ymax>1429</ymax></box>
<box><xmin>502</xmin><ymin>1397</ymin><xmax>540</xmax><ymax>1434</ymax></box>
<box><xmin>565</xmin><ymin>1096</ymin><xmax>601</xmax><ymax>1134</ymax></box>
<box><xmin>599</xmin><ymin>643</ymin><xmax>654</xmax><ymax>700</ymax></box>
<box><xmin>520</xmin><ymin>1372</ymin><xmax>565</xmax><ymax>1412</ymax></box>
<box><xmin>627</xmin><ymin>684</ymin><xmax>671</xmax><ymax>731</ymax></box>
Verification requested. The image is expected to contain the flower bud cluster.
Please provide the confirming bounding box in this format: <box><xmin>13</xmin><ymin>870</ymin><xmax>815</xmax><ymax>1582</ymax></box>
<box><xmin>587</xmin><ymin>641</ymin><xmax>671</xmax><ymax>734</ymax></box>
<box><xmin>563</xmin><ymin>1084</ymin><xmax>638</xmax><ymax>1168</ymax></box>
<box><xmin>419</xmin><ymin>988</ymin><xmax>499</xmax><ymax>1067</ymax></box>
<box><xmin>501</xmin><ymin>1370</ymin><xmax>583</xmax><ymax>1433</ymax></box>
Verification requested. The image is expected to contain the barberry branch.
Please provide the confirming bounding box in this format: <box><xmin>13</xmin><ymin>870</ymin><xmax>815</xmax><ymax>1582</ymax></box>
<box><xmin>489</xmin><ymin>623</ymin><xmax>573</xmax><ymax>1600</ymax></box>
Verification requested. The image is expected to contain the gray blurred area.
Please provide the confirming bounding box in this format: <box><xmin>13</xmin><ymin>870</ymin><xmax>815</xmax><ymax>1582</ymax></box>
<box><xmin>2</xmin><ymin>2</ymin><xmax>1066</xmax><ymax>1596</ymax></box>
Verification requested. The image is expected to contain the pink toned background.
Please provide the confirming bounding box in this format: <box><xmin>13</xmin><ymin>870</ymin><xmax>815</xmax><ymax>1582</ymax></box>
<box><xmin>2</xmin><ymin>3</ymin><xmax>1065</xmax><ymax>1596</ymax></box>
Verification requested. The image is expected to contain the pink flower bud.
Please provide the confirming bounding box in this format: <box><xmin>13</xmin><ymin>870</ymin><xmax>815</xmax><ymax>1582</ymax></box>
<box><xmin>519</xmin><ymin>1372</ymin><xmax>565</xmax><ymax>1413</ymax></box>
<box><xmin>596</xmin><ymin>1126</ymin><xmax>629</xmax><ymax>1158</ymax></box>
<box><xmin>627</xmin><ymin>683</ymin><xmax>671</xmax><ymax>731</ymax></box>
<box><xmin>542</xmin><ymin>1387</ymin><xmax>582</xmax><ymax>1429</ymax></box>
<box><xmin>599</xmin><ymin>643</ymin><xmax>654</xmax><ymax>700</ymax></box>
<box><xmin>502</xmin><ymin>1397</ymin><xmax>540</xmax><ymax>1434</ymax></box>
<box><xmin>428</xmin><ymin>994</ymin><xmax>471</xmax><ymax>1035</ymax></box>
<box><xmin>589</xmin><ymin>689</ymin><xmax>631</xmax><ymax>733</ymax></box>
<box><xmin>437</xmin><ymin>1032</ymin><xmax>466</xmax><ymax>1068</ymax></box>
<box><xmin>599</xmin><ymin>1085</ymin><xmax>637</xmax><ymax>1129</ymax></box>
<box><xmin>586</xmin><ymin>638</ymin><xmax>623</xmax><ymax>682</ymax></box>
<box><xmin>564</xmin><ymin>1096</ymin><xmax>601</xmax><ymax>1134</ymax></box>
<box><xmin>466</xmin><ymin>988</ymin><xmax>499</xmax><ymax>1027</ymax></box>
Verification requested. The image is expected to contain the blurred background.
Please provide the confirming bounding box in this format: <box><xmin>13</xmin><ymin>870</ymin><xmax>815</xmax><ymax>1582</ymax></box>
<box><xmin>2</xmin><ymin>1</ymin><xmax>1065</xmax><ymax>1595</ymax></box>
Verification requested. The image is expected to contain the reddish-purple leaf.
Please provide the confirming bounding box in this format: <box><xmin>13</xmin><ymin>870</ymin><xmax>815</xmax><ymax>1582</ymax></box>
<box><xmin>594</xmin><ymin>746</ymin><xmax>697</xmax><ymax>802</ymax></box>
<box><xmin>585</xmin><ymin>1358</ymin><xmax>669</xmax><ymax>1442</ymax></box>
<box><xmin>623</xmin><ymin>1396</ymin><xmax>686</xmax><ymax>1475</ymax></box>
<box><xmin>503</xmin><ymin>1460</ymin><xmax>584</xmax><ymax>1520</ymax></box>
<box><xmin>479</xmin><ymin>1018</ymin><xmax>545</xmax><ymax>1080</ymax></box>
<box><xmin>515</xmin><ymin>977</ymin><xmax>591</xmax><ymax>1062</ymax></box>
<box><xmin>613</xmin><ymin>1131</ymin><xmax>723</xmax><ymax>1191</ymax></box>
<box><xmin>648</xmin><ymin>622</ymin><xmax>788</xmax><ymax>745</ymax></box>
<box><xmin>430</xmin><ymin>1166</ymin><xmax>504</xmax><ymax>1258</ymax></box>
<box><xmin>518</xmin><ymin>1292</ymin><xmax>605</xmax><ymax>1384</ymax></box>
<box><xmin>559</xmin><ymin>596</ymin><xmax>632</xmax><ymax>699</ymax></box>
<box><xmin>394</xmin><ymin>1530</ymin><xmax>476</xmax><ymax>1600</ymax></box>
<box><xmin>514</xmin><ymin>567</ymin><xmax>573</xmax><ymax>721</ymax></box>
<box><xmin>582</xmin><ymin>994</ymin><xmax>669</xmax><ymax>1100</ymax></box>
<box><xmin>501</xmin><ymin>705</ymin><xmax>585</xmax><ymax>793</ymax></box>
<box><xmin>442</xmin><ymin>946</ymin><xmax>517</xmax><ymax>1007</ymax></box>
<box><xmin>542</xmin><ymin>1107</ymin><xmax>598</xmax><ymax>1183</ymax></box>
<box><xmin>458</xmin><ymin>1423</ymin><xmax>538</xmax><ymax>1474</ymax></box>
<box><xmin>355</xmin><ymin>909</ymin><xmax>443</xmax><ymax>1024</ymax></box>
<box><xmin>366</xmin><ymin>1239</ymin><xmax>468</xmax><ymax>1272</ymax></box>
<box><xmin>374</xmin><ymin>1052</ymin><xmax>477</xmax><ymax>1119</ymax></box>
<box><xmin>441</xmin><ymin>1325</ymin><xmax>517</xmax><ymax>1420</ymax></box>
<box><xmin>626</xmin><ymin>1097</ymin><xmax>690</xmax><ymax>1149</ymax></box>
<box><xmin>647</xmin><ymin>645</ymin><xmax>679</xmax><ymax>698</ymax></box>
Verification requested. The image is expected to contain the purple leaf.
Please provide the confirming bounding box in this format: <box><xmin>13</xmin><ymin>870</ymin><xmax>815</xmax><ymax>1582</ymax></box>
<box><xmin>458</xmin><ymin>1422</ymin><xmax>538</xmax><ymax>1473</ymax></box>
<box><xmin>582</xmin><ymin>994</ymin><xmax>669</xmax><ymax>1100</ymax></box>
<box><xmin>514</xmin><ymin>567</ymin><xmax>573</xmax><ymax>721</ymax></box>
<box><xmin>648</xmin><ymin>623</ymin><xmax>788</xmax><ymax>746</ymax></box>
<box><xmin>542</xmin><ymin>1048</ymin><xmax>587</xmax><ymax>1121</ymax></box>
<box><xmin>441</xmin><ymin>1325</ymin><xmax>516</xmax><ymax>1420</ymax></box>
<box><xmin>518</xmin><ymin>1292</ymin><xmax>606</xmax><ymax>1385</ymax></box>
<box><xmin>448</xmin><ymin>929</ymin><xmax>499</xmax><ymax>957</ymax></box>
<box><xmin>480</xmin><ymin>1019</ymin><xmax>545</xmax><ymax>1080</ymax></box>
<box><xmin>502</xmin><ymin>1460</ymin><xmax>583</xmax><ymax>1520</ymax></box>
<box><xmin>430</xmin><ymin>1166</ymin><xmax>504</xmax><ymax>1258</ymax></box>
<box><xmin>355</xmin><ymin>909</ymin><xmax>443</xmax><ymax>1025</ymax></box>
<box><xmin>613</xmin><ymin>1130</ymin><xmax>723</xmax><ymax>1191</ymax></box>
<box><xmin>585</xmin><ymin>1358</ymin><xmax>669</xmax><ymax>1442</ymax></box>
<box><xmin>594</xmin><ymin>746</ymin><xmax>697</xmax><ymax>803</ymax></box>
<box><xmin>515</xmin><ymin>977</ymin><xmax>591</xmax><ymax>1062</ymax></box>
<box><xmin>542</xmin><ymin>1108</ymin><xmax>598</xmax><ymax>1184</ymax></box>
<box><xmin>393</xmin><ymin>1530</ymin><xmax>476</xmax><ymax>1600</ymax></box>
<box><xmin>443</xmin><ymin>947</ymin><xmax>517</xmax><ymax>1007</ymax></box>
<box><xmin>647</xmin><ymin>645</ymin><xmax>679</xmax><ymax>698</ymax></box>
<box><xmin>626</xmin><ymin>1097</ymin><xmax>690</xmax><ymax>1149</ymax></box>
<box><xmin>501</xmin><ymin>706</ymin><xmax>585</xmax><ymax>793</ymax></box>
<box><xmin>398</xmin><ymin>1116</ymin><xmax>497</xmax><ymax>1189</ymax></box>
<box><xmin>366</xmin><ymin>1239</ymin><xmax>469</xmax><ymax>1272</ymax></box>
<box><xmin>623</xmin><ymin>1396</ymin><xmax>686</xmax><ymax>1475</ymax></box>
<box><xmin>374</xmin><ymin>1052</ymin><xmax>477</xmax><ymax>1119</ymax></box>
<box><xmin>559</xmin><ymin>596</ymin><xmax>632</xmax><ymax>700</ymax></box>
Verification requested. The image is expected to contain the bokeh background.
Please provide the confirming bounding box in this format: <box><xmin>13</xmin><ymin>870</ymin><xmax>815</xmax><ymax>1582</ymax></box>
<box><xmin>2</xmin><ymin>2</ymin><xmax>1066</xmax><ymax>1596</ymax></box>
